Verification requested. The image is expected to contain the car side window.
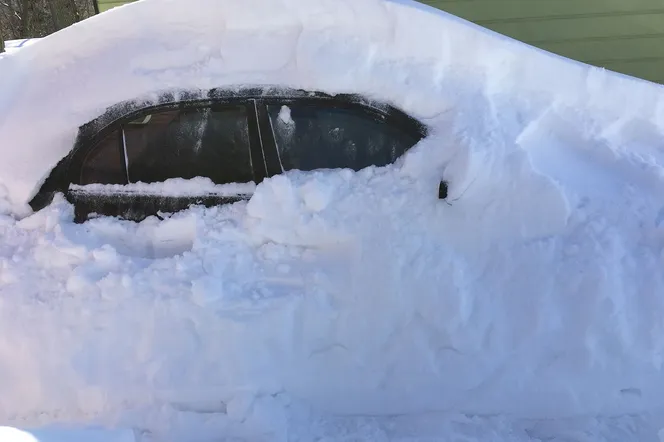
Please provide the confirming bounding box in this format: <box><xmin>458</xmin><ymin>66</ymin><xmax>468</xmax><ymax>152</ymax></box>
<box><xmin>124</xmin><ymin>105</ymin><xmax>253</xmax><ymax>185</ymax></box>
<box><xmin>79</xmin><ymin>129</ymin><xmax>126</xmax><ymax>185</ymax></box>
<box><xmin>266</xmin><ymin>103</ymin><xmax>420</xmax><ymax>172</ymax></box>
<box><xmin>29</xmin><ymin>90</ymin><xmax>429</xmax><ymax>222</ymax></box>
<box><xmin>78</xmin><ymin>104</ymin><xmax>253</xmax><ymax>189</ymax></box>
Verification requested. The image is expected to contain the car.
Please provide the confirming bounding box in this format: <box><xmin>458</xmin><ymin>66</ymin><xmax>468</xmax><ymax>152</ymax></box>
<box><xmin>4</xmin><ymin>0</ymin><xmax>660</xmax><ymax>439</ymax></box>
<box><xmin>31</xmin><ymin>87</ymin><xmax>428</xmax><ymax>222</ymax></box>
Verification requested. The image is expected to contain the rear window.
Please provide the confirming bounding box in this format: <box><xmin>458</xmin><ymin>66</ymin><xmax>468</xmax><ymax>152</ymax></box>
<box><xmin>267</xmin><ymin>103</ymin><xmax>419</xmax><ymax>172</ymax></box>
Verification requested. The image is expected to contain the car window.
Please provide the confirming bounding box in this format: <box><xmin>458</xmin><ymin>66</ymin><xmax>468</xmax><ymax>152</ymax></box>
<box><xmin>267</xmin><ymin>103</ymin><xmax>419</xmax><ymax>172</ymax></box>
<box><xmin>79</xmin><ymin>129</ymin><xmax>127</xmax><ymax>185</ymax></box>
<box><xmin>123</xmin><ymin>105</ymin><xmax>253</xmax><ymax>185</ymax></box>
<box><xmin>31</xmin><ymin>89</ymin><xmax>428</xmax><ymax>223</ymax></box>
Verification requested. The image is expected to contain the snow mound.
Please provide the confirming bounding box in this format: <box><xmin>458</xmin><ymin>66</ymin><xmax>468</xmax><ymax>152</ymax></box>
<box><xmin>1</xmin><ymin>0</ymin><xmax>664</xmax><ymax>440</ymax></box>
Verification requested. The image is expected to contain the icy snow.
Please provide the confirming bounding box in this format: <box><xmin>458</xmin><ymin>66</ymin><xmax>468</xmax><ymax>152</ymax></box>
<box><xmin>2</xmin><ymin>0</ymin><xmax>664</xmax><ymax>440</ymax></box>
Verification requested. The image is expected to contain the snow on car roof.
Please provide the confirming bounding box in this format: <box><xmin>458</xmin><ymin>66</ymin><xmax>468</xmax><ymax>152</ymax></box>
<box><xmin>0</xmin><ymin>0</ymin><xmax>662</xmax><ymax>215</ymax></box>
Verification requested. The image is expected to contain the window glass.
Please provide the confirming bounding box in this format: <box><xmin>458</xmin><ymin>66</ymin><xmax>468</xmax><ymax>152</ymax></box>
<box><xmin>123</xmin><ymin>105</ymin><xmax>253</xmax><ymax>184</ymax></box>
<box><xmin>267</xmin><ymin>103</ymin><xmax>419</xmax><ymax>172</ymax></box>
<box><xmin>79</xmin><ymin>129</ymin><xmax>126</xmax><ymax>185</ymax></box>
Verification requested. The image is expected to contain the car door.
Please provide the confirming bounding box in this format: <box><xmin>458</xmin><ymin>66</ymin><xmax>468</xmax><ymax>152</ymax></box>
<box><xmin>66</xmin><ymin>100</ymin><xmax>266</xmax><ymax>222</ymax></box>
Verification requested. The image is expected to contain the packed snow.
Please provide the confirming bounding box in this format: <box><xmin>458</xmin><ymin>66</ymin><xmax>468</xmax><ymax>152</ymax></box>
<box><xmin>2</xmin><ymin>0</ymin><xmax>664</xmax><ymax>440</ymax></box>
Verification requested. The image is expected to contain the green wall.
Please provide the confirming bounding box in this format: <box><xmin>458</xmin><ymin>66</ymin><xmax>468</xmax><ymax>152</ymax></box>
<box><xmin>98</xmin><ymin>0</ymin><xmax>133</xmax><ymax>12</ymax></box>
<box><xmin>97</xmin><ymin>0</ymin><xmax>664</xmax><ymax>83</ymax></box>
<box><xmin>420</xmin><ymin>0</ymin><xmax>664</xmax><ymax>84</ymax></box>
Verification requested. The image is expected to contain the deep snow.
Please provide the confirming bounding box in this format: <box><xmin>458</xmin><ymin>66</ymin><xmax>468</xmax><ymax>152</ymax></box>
<box><xmin>2</xmin><ymin>0</ymin><xmax>664</xmax><ymax>440</ymax></box>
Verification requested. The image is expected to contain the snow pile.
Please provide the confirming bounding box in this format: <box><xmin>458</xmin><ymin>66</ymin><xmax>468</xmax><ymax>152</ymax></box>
<box><xmin>2</xmin><ymin>0</ymin><xmax>664</xmax><ymax>440</ymax></box>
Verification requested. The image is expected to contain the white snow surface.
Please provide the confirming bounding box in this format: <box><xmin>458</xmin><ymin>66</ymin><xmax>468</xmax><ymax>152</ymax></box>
<box><xmin>1</xmin><ymin>38</ymin><xmax>40</xmax><ymax>54</ymax></box>
<box><xmin>2</xmin><ymin>0</ymin><xmax>664</xmax><ymax>440</ymax></box>
<box><xmin>0</xmin><ymin>426</ymin><xmax>135</xmax><ymax>442</ymax></box>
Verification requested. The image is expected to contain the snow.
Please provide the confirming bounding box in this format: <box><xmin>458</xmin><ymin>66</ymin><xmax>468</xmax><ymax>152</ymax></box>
<box><xmin>2</xmin><ymin>38</ymin><xmax>40</xmax><ymax>54</ymax></box>
<box><xmin>69</xmin><ymin>178</ymin><xmax>256</xmax><ymax>197</ymax></box>
<box><xmin>1</xmin><ymin>0</ymin><xmax>664</xmax><ymax>440</ymax></box>
<box><xmin>277</xmin><ymin>105</ymin><xmax>294</xmax><ymax>126</ymax></box>
<box><xmin>0</xmin><ymin>426</ymin><xmax>135</xmax><ymax>442</ymax></box>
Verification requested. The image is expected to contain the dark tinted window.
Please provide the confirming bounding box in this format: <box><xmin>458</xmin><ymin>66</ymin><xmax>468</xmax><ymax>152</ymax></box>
<box><xmin>79</xmin><ymin>129</ymin><xmax>126</xmax><ymax>185</ymax></box>
<box><xmin>267</xmin><ymin>103</ymin><xmax>419</xmax><ymax>172</ymax></box>
<box><xmin>123</xmin><ymin>105</ymin><xmax>253</xmax><ymax>184</ymax></box>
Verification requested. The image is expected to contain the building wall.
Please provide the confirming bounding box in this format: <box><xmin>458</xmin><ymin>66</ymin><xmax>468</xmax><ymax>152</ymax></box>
<box><xmin>98</xmin><ymin>0</ymin><xmax>133</xmax><ymax>12</ymax></box>
<box><xmin>97</xmin><ymin>0</ymin><xmax>664</xmax><ymax>84</ymax></box>
<box><xmin>419</xmin><ymin>0</ymin><xmax>664</xmax><ymax>84</ymax></box>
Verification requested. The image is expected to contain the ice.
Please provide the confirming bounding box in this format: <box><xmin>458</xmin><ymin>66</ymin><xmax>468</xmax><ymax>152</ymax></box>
<box><xmin>2</xmin><ymin>0</ymin><xmax>664</xmax><ymax>440</ymax></box>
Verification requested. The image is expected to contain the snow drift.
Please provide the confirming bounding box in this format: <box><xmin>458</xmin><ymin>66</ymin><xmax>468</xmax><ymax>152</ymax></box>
<box><xmin>2</xmin><ymin>0</ymin><xmax>664</xmax><ymax>440</ymax></box>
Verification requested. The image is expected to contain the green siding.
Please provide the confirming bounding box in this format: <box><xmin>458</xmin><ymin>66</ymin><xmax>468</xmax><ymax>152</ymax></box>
<box><xmin>422</xmin><ymin>0</ymin><xmax>664</xmax><ymax>22</ymax></box>
<box><xmin>420</xmin><ymin>0</ymin><xmax>664</xmax><ymax>83</ymax></box>
<box><xmin>98</xmin><ymin>0</ymin><xmax>136</xmax><ymax>12</ymax></box>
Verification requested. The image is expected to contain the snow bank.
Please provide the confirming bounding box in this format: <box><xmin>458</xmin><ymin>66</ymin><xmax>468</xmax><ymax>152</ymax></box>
<box><xmin>2</xmin><ymin>0</ymin><xmax>664</xmax><ymax>440</ymax></box>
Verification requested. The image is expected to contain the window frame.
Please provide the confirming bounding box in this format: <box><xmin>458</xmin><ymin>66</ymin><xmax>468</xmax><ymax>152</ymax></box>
<box><xmin>30</xmin><ymin>87</ymin><xmax>428</xmax><ymax>222</ymax></box>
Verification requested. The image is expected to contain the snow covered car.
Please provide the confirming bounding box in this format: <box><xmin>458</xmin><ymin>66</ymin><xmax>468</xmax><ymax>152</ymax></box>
<box><xmin>31</xmin><ymin>87</ymin><xmax>428</xmax><ymax>222</ymax></box>
<box><xmin>2</xmin><ymin>0</ymin><xmax>664</xmax><ymax>440</ymax></box>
